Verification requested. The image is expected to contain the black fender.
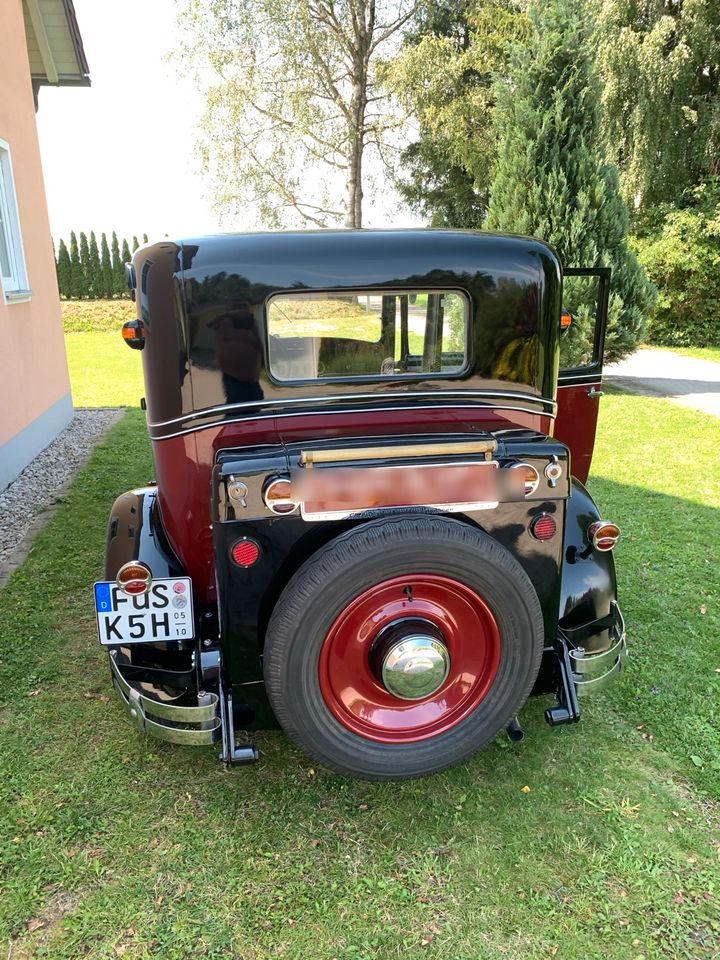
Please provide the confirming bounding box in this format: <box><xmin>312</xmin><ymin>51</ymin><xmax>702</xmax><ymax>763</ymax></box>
<box><xmin>104</xmin><ymin>486</ymin><xmax>183</xmax><ymax>580</ymax></box>
<box><xmin>558</xmin><ymin>478</ymin><xmax>618</xmax><ymax>654</ymax></box>
<box><xmin>533</xmin><ymin>478</ymin><xmax>621</xmax><ymax>697</ymax></box>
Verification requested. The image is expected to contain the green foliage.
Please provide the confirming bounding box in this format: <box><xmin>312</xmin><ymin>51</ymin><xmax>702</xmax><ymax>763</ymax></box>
<box><xmin>54</xmin><ymin>231</ymin><xmax>146</xmax><ymax>299</ymax></box>
<box><xmin>55</xmin><ymin>238</ymin><xmax>71</xmax><ymax>299</ymax></box>
<box><xmin>385</xmin><ymin>0</ymin><xmax>528</xmax><ymax>226</ymax></box>
<box><xmin>88</xmin><ymin>231</ymin><xmax>101</xmax><ymax>297</ymax></box>
<box><xmin>176</xmin><ymin>0</ymin><xmax>417</xmax><ymax>228</ymax></box>
<box><xmin>132</xmin><ymin>235</ymin><xmax>140</xmax><ymax>252</ymax></box>
<box><xmin>632</xmin><ymin>180</ymin><xmax>720</xmax><ymax>347</ymax></box>
<box><xmin>99</xmin><ymin>233</ymin><xmax>113</xmax><ymax>300</ymax></box>
<box><xmin>110</xmin><ymin>232</ymin><xmax>124</xmax><ymax>298</ymax></box>
<box><xmin>78</xmin><ymin>232</ymin><xmax>90</xmax><ymax>297</ymax></box>
<box><xmin>61</xmin><ymin>298</ymin><xmax>136</xmax><ymax>333</ymax></box>
<box><xmin>68</xmin><ymin>231</ymin><xmax>83</xmax><ymax>300</ymax></box>
<box><xmin>598</xmin><ymin>0</ymin><xmax>720</xmax><ymax>210</ymax></box>
<box><xmin>484</xmin><ymin>0</ymin><xmax>655</xmax><ymax>362</ymax></box>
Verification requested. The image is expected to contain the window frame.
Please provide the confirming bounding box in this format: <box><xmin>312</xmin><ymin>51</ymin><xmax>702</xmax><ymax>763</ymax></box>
<box><xmin>0</xmin><ymin>138</ymin><xmax>31</xmax><ymax>304</ymax></box>
<box><xmin>264</xmin><ymin>287</ymin><xmax>472</xmax><ymax>387</ymax></box>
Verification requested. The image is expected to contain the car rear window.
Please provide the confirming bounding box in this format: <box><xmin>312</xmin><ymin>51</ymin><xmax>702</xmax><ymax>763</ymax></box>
<box><xmin>266</xmin><ymin>290</ymin><xmax>469</xmax><ymax>382</ymax></box>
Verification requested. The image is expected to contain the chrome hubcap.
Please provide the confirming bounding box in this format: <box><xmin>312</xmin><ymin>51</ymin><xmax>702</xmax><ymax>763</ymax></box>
<box><xmin>380</xmin><ymin>632</ymin><xmax>451</xmax><ymax>701</ymax></box>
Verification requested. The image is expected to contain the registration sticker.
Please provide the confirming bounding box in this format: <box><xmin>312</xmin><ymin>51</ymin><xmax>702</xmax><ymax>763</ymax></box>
<box><xmin>94</xmin><ymin>578</ymin><xmax>195</xmax><ymax>645</ymax></box>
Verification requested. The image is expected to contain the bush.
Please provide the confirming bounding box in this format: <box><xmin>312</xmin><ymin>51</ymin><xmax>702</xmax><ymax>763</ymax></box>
<box><xmin>633</xmin><ymin>181</ymin><xmax>720</xmax><ymax>348</ymax></box>
<box><xmin>61</xmin><ymin>299</ymin><xmax>136</xmax><ymax>333</ymax></box>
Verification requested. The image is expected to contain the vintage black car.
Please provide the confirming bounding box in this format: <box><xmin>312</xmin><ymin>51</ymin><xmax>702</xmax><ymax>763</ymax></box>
<box><xmin>95</xmin><ymin>229</ymin><xmax>625</xmax><ymax>780</ymax></box>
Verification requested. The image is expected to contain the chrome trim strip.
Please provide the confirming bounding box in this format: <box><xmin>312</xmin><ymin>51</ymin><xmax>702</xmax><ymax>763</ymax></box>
<box><xmin>148</xmin><ymin>390</ymin><xmax>557</xmax><ymax>429</ymax></box>
<box><xmin>109</xmin><ymin>652</ymin><xmax>221</xmax><ymax>745</ymax></box>
<box><xmin>557</xmin><ymin>376</ymin><xmax>603</xmax><ymax>386</ymax></box>
<box><xmin>150</xmin><ymin>402</ymin><xmax>556</xmax><ymax>441</ymax></box>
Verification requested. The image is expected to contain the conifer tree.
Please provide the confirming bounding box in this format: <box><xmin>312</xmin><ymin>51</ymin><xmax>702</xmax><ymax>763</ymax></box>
<box><xmin>121</xmin><ymin>238</ymin><xmax>132</xmax><ymax>297</ymax></box>
<box><xmin>142</xmin><ymin>233</ymin><xmax>149</xmax><ymax>245</ymax></box>
<box><xmin>69</xmin><ymin>231</ymin><xmax>83</xmax><ymax>299</ymax></box>
<box><xmin>79</xmin><ymin>231</ymin><xmax>90</xmax><ymax>298</ymax></box>
<box><xmin>111</xmin><ymin>232</ymin><xmax>124</xmax><ymax>298</ymax></box>
<box><xmin>100</xmin><ymin>233</ymin><xmax>113</xmax><ymax>299</ymax></box>
<box><xmin>88</xmin><ymin>232</ymin><xmax>101</xmax><ymax>297</ymax></box>
<box><xmin>132</xmin><ymin>235</ymin><xmax>140</xmax><ymax>253</ymax></box>
<box><xmin>485</xmin><ymin>0</ymin><xmax>655</xmax><ymax>362</ymax></box>
<box><xmin>56</xmin><ymin>238</ymin><xmax>71</xmax><ymax>298</ymax></box>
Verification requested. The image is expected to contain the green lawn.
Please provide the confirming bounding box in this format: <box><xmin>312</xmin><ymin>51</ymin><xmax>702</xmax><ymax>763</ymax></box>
<box><xmin>1</xmin><ymin>388</ymin><xmax>718</xmax><ymax>957</ymax></box>
<box><xmin>65</xmin><ymin>332</ymin><xmax>144</xmax><ymax>407</ymax></box>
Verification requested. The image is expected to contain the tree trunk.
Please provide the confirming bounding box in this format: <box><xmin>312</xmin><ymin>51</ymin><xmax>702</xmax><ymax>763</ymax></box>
<box><xmin>343</xmin><ymin>1</ymin><xmax>374</xmax><ymax>229</ymax></box>
<box><xmin>344</xmin><ymin>79</ymin><xmax>366</xmax><ymax>228</ymax></box>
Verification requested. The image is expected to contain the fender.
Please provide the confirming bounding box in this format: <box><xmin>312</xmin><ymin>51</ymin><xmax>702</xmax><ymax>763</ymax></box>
<box><xmin>559</xmin><ymin>478</ymin><xmax>618</xmax><ymax>655</ymax></box>
<box><xmin>104</xmin><ymin>486</ymin><xmax>183</xmax><ymax>580</ymax></box>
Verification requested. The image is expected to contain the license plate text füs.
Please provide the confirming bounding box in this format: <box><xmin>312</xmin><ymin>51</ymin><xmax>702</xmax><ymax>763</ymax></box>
<box><xmin>94</xmin><ymin>578</ymin><xmax>195</xmax><ymax>645</ymax></box>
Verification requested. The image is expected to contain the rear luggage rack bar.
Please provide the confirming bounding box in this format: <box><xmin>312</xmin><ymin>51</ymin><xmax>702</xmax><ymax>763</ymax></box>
<box><xmin>301</xmin><ymin>439</ymin><xmax>498</xmax><ymax>467</ymax></box>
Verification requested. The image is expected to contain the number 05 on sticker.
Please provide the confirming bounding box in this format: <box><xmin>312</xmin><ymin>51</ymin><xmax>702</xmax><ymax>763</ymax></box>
<box><xmin>94</xmin><ymin>578</ymin><xmax>195</xmax><ymax>645</ymax></box>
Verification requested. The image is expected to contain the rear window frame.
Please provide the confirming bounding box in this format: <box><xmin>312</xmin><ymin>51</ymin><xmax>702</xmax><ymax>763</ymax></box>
<box><xmin>264</xmin><ymin>287</ymin><xmax>473</xmax><ymax>387</ymax></box>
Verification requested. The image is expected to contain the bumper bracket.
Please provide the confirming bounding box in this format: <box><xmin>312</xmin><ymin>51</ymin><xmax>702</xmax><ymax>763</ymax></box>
<box><xmin>545</xmin><ymin>601</ymin><xmax>627</xmax><ymax>726</ymax></box>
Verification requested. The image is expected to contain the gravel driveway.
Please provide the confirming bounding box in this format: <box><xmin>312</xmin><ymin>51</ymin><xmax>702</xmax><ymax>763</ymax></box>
<box><xmin>0</xmin><ymin>408</ymin><xmax>123</xmax><ymax>584</ymax></box>
<box><xmin>604</xmin><ymin>348</ymin><xmax>720</xmax><ymax>417</ymax></box>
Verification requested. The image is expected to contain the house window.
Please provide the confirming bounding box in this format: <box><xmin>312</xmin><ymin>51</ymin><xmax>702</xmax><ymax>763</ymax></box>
<box><xmin>0</xmin><ymin>139</ymin><xmax>30</xmax><ymax>302</ymax></box>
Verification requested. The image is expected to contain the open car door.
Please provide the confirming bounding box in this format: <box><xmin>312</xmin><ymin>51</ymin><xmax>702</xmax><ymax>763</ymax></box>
<box><xmin>554</xmin><ymin>267</ymin><xmax>611</xmax><ymax>484</ymax></box>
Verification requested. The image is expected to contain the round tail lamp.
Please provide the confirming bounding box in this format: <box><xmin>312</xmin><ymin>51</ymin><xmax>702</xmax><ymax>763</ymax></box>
<box><xmin>264</xmin><ymin>477</ymin><xmax>298</xmax><ymax>515</ymax></box>
<box><xmin>116</xmin><ymin>561</ymin><xmax>152</xmax><ymax>595</ymax></box>
<box><xmin>587</xmin><ymin>520</ymin><xmax>621</xmax><ymax>552</ymax></box>
<box><xmin>530</xmin><ymin>513</ymin><xmax>557</xmax><ymax>541</ymax></box>
<box><xmin>231</xmin><ymin>538</ymin><xmax>261</xmax><ymax>567</ymax></box>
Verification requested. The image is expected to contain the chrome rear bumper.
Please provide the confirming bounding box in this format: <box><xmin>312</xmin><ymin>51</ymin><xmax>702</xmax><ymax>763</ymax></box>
<box><xmin>570</xmin><ymin>602</ymin><xmax>627</xmax><ymax>696</ymax></box>
<box><xmin>546</xmin><ymin>601</ymin><xmax>626</xmax><ymax>726</ymax></box>
<box><xmin>109</xmin><ymin>650</ymin><xmax>221</xmax><ymax>746</ymax></box>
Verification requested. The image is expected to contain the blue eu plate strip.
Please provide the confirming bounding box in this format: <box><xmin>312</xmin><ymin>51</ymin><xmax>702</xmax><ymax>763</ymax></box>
<box><xmin>94</xmin><ymin>582</ymin><xmax>113</xmax><ymax>612</ymax></box>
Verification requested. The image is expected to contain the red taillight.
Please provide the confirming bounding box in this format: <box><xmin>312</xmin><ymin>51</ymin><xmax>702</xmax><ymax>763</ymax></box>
<box><xmin>123</xmin><ymin>580</ymin><xmax>147</xmax><ymax>595</ymax></box>
<box><xmin>231</xmin><ymin>538</ymin><xmax>261</xmax><ymax>567</ymax></box>
<box><xmin>116</xmin><ymin>561</ymin><xmax>152</xmax><ymax>595</ymax></box>
<box><xmin>588</xmin><ymin>520</ymin><xmax>621</xmax><ymax>552</ymax></box>
<box><xmin>530</xmin><ymin>513</ymin><xmax>557</xmax><ymax>541</ymax></box>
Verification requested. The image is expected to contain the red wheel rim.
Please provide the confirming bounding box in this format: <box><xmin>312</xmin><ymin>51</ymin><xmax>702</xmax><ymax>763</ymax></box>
<box><xmin>318</xmin><ymin>575</ymin><xmax>501</xmax><ymax>743</ymax></box>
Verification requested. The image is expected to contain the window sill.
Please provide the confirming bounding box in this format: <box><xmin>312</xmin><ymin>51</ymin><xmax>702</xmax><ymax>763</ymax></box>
<box><xmin>3</xmin><ymin>289</ymin><xmax>32</xmax><ymax>304</ymax></box>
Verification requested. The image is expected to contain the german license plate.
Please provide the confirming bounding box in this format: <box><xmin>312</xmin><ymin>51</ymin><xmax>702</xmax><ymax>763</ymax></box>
<box><xmin>94</xmin><ymin>578</ymin><xmax>195</xmax><ymax>645</ymax></box>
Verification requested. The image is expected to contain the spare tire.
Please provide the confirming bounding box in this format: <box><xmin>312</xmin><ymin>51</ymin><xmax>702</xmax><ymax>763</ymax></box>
<box><xmin>263</xmin><ymin>515</ymin><xmax>544</xmax><ymax>780</ymax></box>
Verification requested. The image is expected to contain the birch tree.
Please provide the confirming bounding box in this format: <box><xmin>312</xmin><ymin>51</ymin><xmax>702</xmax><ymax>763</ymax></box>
<box><xmin>178</xmin><ymin>0</ymin><xmax>420</xmax><ymax>228</ymax></box>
